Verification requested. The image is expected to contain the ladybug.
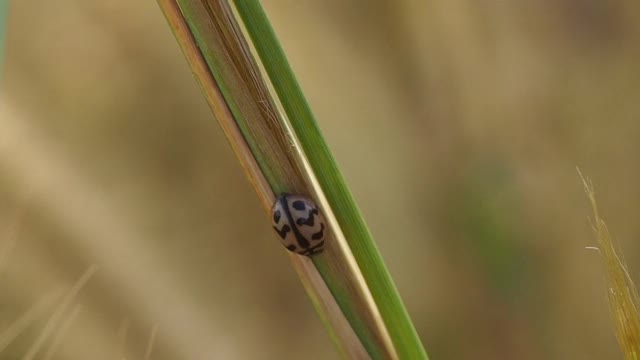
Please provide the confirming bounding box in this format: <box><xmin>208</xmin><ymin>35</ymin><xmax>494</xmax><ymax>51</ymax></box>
<box><xmin>271</xmin><ymin>193</ymin><xmax>326</xmax><ymax>256</ymax></box>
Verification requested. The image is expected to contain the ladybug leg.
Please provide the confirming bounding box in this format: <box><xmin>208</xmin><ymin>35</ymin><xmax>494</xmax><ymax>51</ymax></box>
<box><xmin>301</xmin><ymin>241</ymin><xmax>325</xmax><ymax>256</ymax></box>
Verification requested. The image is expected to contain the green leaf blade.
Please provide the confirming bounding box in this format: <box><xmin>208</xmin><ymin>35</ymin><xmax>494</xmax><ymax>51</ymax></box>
<box><xmin>232</xmin><ymin>1</ymin><xmax>428</xmax><ymax>358</ymax></box>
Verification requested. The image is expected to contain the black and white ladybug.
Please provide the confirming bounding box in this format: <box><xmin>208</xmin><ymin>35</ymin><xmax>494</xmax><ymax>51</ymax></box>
<box><xmin>271</xmin><ymin>193</ymin><xmax>326</xmax><ymax>256</ymax></box>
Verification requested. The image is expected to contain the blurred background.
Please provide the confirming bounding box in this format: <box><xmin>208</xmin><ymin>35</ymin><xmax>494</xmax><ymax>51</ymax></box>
<box><xmin>2</xmin><ymin>1</ymin><xmax>640</xmax><ymax>359</ymax></box>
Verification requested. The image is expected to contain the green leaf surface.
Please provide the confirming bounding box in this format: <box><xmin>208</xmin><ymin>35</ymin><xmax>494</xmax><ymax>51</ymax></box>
<box><xmin>231</xmin><ymin>1</ymin><xmax>427</xmax><ymax>358</ymax></box>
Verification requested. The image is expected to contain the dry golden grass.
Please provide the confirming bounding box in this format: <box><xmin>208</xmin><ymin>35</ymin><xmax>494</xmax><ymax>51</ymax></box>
<box><xmin>581</xmin><ymin>170</ymin><xmax>640</xmax><ymax>360</ymax></box>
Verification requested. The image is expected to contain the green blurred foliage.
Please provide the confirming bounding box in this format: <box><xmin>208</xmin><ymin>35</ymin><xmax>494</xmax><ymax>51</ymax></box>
<box><xmin>1</xmin><ymin>0</ymin><xmax>640</xmax><ymax>359</ymax></box>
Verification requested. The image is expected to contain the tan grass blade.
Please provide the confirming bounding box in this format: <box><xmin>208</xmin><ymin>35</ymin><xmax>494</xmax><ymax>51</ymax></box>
<box><xmin>114</xmin><ymin>318</ymin><xmax>130</xmax><ymax>360</ymax></box>
<box><xmin>42</xmin><ymin>304</ymin><xmax>83</xmax><ymax>360</ymax></box>
<box><xmin>580</xmin><ymin>169</ymin><xmax>640</xmax><ymax>359</ymax></box>
<box><xmin>144</xmin><ymin>324</ymin><xmax>159</xmax><ymax>360</ymax></box>
<box><xmin>0</xmin><ymin>291</ymin><xmax>63</xmax><ymax>353</ymax></box>
<box><xmin>22</xmin><ymin>265</ymin><xmax>97</xmax><ymax>360</ymax></box>
<box><xmin>157</xmin><ymin>1</ymin><xmax>369</xmax><ymax>357</ymax></box>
